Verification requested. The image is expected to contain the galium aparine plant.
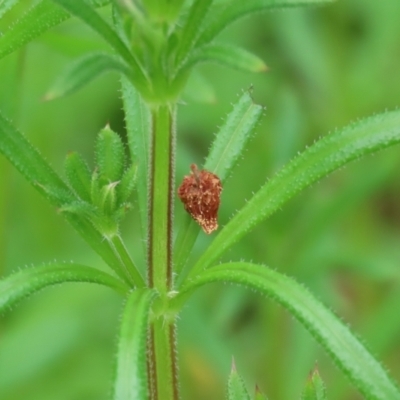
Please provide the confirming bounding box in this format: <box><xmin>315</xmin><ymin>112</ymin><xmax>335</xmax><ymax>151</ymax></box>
<box><xmin>1</xmin><ymin>0</ymin><xmax>400</xmax><ymax>399</ymax></box>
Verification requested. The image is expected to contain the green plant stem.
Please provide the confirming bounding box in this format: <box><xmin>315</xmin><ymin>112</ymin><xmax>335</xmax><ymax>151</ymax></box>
<box><xmin>148</xmin><ymin>104</ymin><xmax>175</xmax><ymax>294</ymax></box>
<box><xmin>147</xmin><ymin>103</ymin><xmax>178</xmax><ymax>399</ymax></box>
<box><xmin>109</xmin><ymin>234</ymin><xmax>146</xmax><ymax>288</ymax></box>
<box><xmin>150</xmin><ymin>319</ymin><xmax>179</xmax><ymax>400</ymax></box>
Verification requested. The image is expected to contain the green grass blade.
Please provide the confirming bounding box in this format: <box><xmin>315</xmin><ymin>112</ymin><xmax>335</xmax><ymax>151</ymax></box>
<box><xmin>177</xmin><ymin>262</ymin><xmax>400</xmax><ymax>400</ymax></box>
<box><xmin>228</xmin><ymin>362</ymin><xmax>251</xmax><ymax>400</ymax></box>
<box><xmin>0</xmin><ymin>263</ymin><xmax>128</xmax><ymax>312</ymax></box>
<box><xmin>174</xmin><ymin>90</ymin><xmax>263</xmax><ymax>283</ymax></box>
<box><xmin>44</xmin><ymin>52</ymin><xmax>133</xmax><ymax>101</ymax></box>
<box><xmin>50</xmin><ymin>0</ymin><xmax>148</xmax><ymax>89</ymax></box>
<box><xmin>188</xmin><ymin>43</ymin><xmax>267</xmax><ymax>73</ymax></box>
<box><xmin>197</xmin><ymin>0</ymin><xmax>335</xmax><ymax>47</ymax></box>
<box><xmin>0</xmin><ymin>0</ymin><xmax>110</xmax><ymax>61</ymax></box>
<box><xmin>188</xmin><ymin>110</ymin><xmax>400</xmax><ymax>278</ymax></box>
<box><xmin>121</xmin><ymin>76</ymin><xmax>151</xmax><ymax>261</ymax></box>
<box><xmin>113</xmin><ymin>288</ymin><xmax>156</xmax><ymax>400</ymax></box>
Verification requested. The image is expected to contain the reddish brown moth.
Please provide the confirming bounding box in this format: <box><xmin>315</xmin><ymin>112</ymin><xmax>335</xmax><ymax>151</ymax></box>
<box><xmin>177</xmin><ymin>164</ymin><xmax>222</xmax><ymax>234</ymax></box>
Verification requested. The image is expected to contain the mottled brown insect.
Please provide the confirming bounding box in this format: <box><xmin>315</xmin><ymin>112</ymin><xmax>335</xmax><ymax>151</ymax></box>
<box><xmin>177</xmin><ymin>164</ymin><xmax>222</xmax><ymax>234</ymax></box>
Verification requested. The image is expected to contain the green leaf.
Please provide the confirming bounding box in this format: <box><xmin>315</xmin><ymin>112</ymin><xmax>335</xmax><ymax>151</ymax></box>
<box><xmin>64</xmin><ymin>151</ymin><xmax>92</xmax><ymax>202</ymax></box>
<box><xmin>301</xmin><ymin>368</ymin><xmax>327</xmax><ymax>400</ymax></box>
<box><xmin>111</xmin><ymin>2</ymin><xmax>130</xmax><ymax>44</ymax></box>
<box><xmin>175</xmin><ymin>90</ymin><xmax>263</xmax><ymax>282</ymax></box>
<box><xmin>113</xmin><ymin>288</ymin><xmax>156</xmax><ymax>400</ymax></box>
<box><xmin>0</xmin><ymin>263</ymin><xmax>128</xmax><ymax>312</ymax></box>
<box><xmin>50</xmin><ymin>0</ymin><xmax>149</xmax><ymax>92</ymax></box>
<box><xmin>188</xmin><ymin>110</ymin><xmax>400</xmax><ymax>278</ymax></box>
<box><xmin>188</xmin><ymin>43</ymin><xmax>268</xmax><ymax>73</ymax></box>
<box><xmin>0</xmin><ymin>0</ymin><xmax>110</xmax><ymax>62</ymax></box>
<box><xmin>59</xmin><ymin>199</ymin><xmax>97</xmax><ymax>219</ymax></box>
<box><xmin>44</xmin><ymin>52</ymin><xmax>132</xmax><ymax>100</ymax></box>
<box><xmin>116</xmin><ymin>163</ymin><xmax>137</xmax><ymax>206</ymax></box>
<box><xmin>254</xmin><ymin>386</ymin><xmax>268</xmax><ymax>400</ymax></box>
<box><xmin>95</xmin><ymin>126</ymin><xmax>126</xmax><ymax>184</ymax></box>
<box><xmin>0</xmin><ymin>0</ymin><xmax>18</xmax><ymax>19</ymax></box>
<box><xmin>197</xmin><ymin>0</ymin><xmax>335</xmax><ymax>47</ymax></box>
<box><xmin>121</xmin><ymin>76</ymin><xmax>151</xmax><ymax>256</ymax></box>
<box><xmin>203</xmin><ymin>90</ymin><xmax>264</xmax><ymax>180</ymax></box>
<box><xmin>174</xmin><ymin>0</ymin><xmax>214</xmax><ymax>67</ymax></box>
<box><xmin>228</xmin><ymin>361</ymin><xmax>251</xmax><ymax>400</ymax></box>
<box><xmin>176</xmin><ymin>262</ymin><xmax>400</xmax><ymax>400</ymax></box>
<box><xmin>99</xmin><ymin>182</ymin><xmax>119</xmax><ymax>216</ymax></box>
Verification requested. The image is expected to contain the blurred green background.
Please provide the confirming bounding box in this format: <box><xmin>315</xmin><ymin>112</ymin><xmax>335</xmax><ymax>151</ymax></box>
<box><xmin>1</xmin><ymin>1</ymin><xmax>400</xmax><ymax>399</ymax></box>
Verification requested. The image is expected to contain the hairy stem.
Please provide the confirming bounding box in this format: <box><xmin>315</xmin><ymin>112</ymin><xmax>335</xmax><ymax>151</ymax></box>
<box><xmin>148</xmin><ymin>104</ymin><xmax>175</xmax><ymax>293</ymax></box>
<box><xmin>149</xmin><ymin>319</ymin><xmax>179</xmax><ymax>400</ymax></box>
<box><xmin>147</xmin><ymin>103</ymin><xmax>179</xmax><ymax>399</ymax></box>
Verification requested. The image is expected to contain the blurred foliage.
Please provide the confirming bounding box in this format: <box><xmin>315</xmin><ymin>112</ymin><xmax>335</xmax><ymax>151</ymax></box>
<box><xmin>1</xmin><ymin>0</ymin><xmax>400</xmax><ymax>399</ymax></box>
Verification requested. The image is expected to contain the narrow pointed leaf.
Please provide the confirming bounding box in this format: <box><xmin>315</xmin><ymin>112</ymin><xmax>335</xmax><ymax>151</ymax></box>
<box><xmin>59</xmin><ymin>199</ymin><xmax>97</xmax><ymax>218</ymax></box>
<box><xmin>99</xmin><ymin>182</ymin><xmax>118</xmax><ymax>215</ymax></box>
<box><xmin>197</xmin><ymin>0</ymin><xmax>335</xmax><ymax>47</ymax></box>
<box><xmin>50</xmin><ymin>0</ymin><xmax>148</xmax><ymax>89</ymax></box>
<box><xmin>45</xmin><ymin>52</ymin><xmax>132</xmax><ymax>101</ymax></box>
<box><xmin>302</xmin><ymin>368</ymin><xmax>327</xmax><ymax>400</ymax></box>
<box><xmin>113</xmin><ymin>288</ymin><xmax>156</xmax><ymax>400</ymax></box>
<box><xmin>254</xmin><ymin>386</ymin><xmax>268</xmax><ymax>400</ymax></box>
<box><xmin>174</xmin><ymin>0</ymin><xmax>214</xmax><ymax>66</ymax></box>
<box><xmin>188</xmin><ymin>43</ymin><xmax>267</xmax><ymax>73</ymax></box>
<box><xmin>121</xmin><ymin>76</ymin><xmax>151</xmax><ymax>255</ymax></box>
<box><xmin>0</xmin><ymin>263</ymin><xmax>128</xmax><ymax>312</ymax></box>
<box><xmin>0</xmin><ymin>0</ymin><xmax>110</xmax><ymax>61</ymax></box>
<box><xmin>116</xmin><ymin>163</ymin><xmax>137</xmax><ymax>206</ymax></box>
<box><xmin>175</xmin><ymin>90</ymin><xmax>263</xmax><ymax>281</ymax></box>
<box><xmin>188</xmin><ymin>110</ymin><xmax>400</xmax><ymax>277</ymax></box>
<box><xmin>64</xmin><ymin>152</ymin><xmax>92</xmax><ymax>202</ymax></box>
<box><xmin>177</xmin><ymin>262</ymin><xmax>400</xmax><ymax>400</ymax></box>
<box><xmin>228</xmin><ymin>364</ymin><xmax>251</xmax><ymax>400</ymax></box>
<box><xmin>0</xmin><ymin>0</ymin><xmax>18</xmax><ymax>19</ymax></box>
<box><xmin>95</xmin><ymin>126</ymin><xmax>126</xmax><ymax>184</ymax></box>
<box><xmin>111</xmin><ymin>3</ymin><xmax>130</xmax><ymax>45</ymax></box>
<box><xmin>203</xmin><ymin>90</ymin><xmax>263</xmax><ymax>179</ymax></box>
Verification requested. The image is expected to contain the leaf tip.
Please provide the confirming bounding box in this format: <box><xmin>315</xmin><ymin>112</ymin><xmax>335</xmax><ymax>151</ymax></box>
<box><xmin>254</xmin><ymin>61</ymin><xmax>269</xmax><ymax>73</ymax></box>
